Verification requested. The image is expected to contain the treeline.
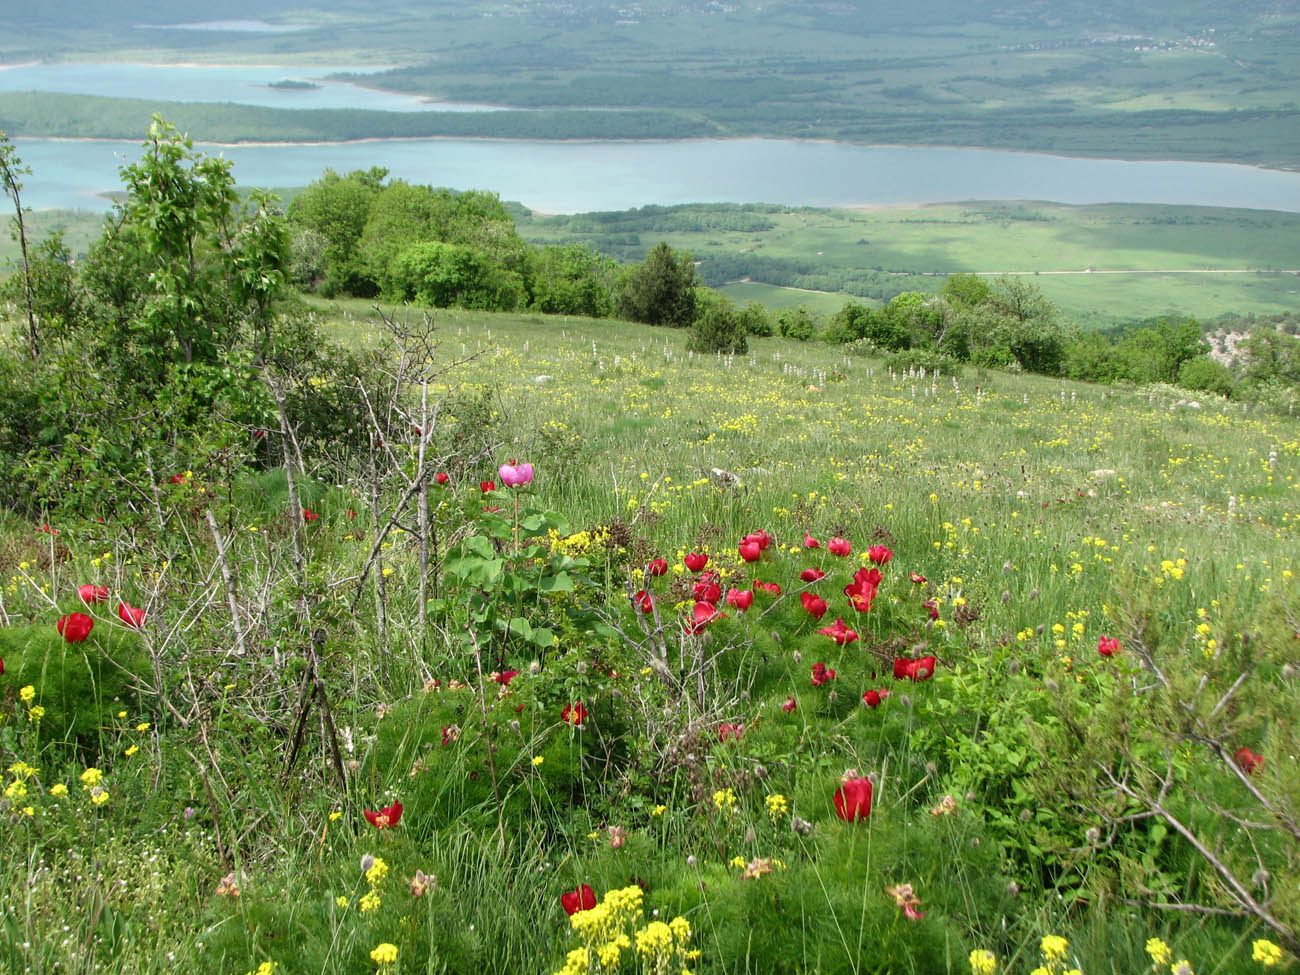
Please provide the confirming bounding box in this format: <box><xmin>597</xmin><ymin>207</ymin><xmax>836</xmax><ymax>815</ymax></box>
<box><xmin>285</xmin><ymin>169</ymin><xmax>750</xmax><ymax>354</ymax></box>
<box><xmin>538</xmin><ymin>204</ymin><xmax>783</xmax><ymax>236</ymax></box>
<box><xmin>0</xmin><ymin>92</ymin><xmax>719</xmax><ymax>143</ymax></box>
<box><xmin>343</xmin><ymin>69</ymin><xmax>830</xmax><ymax>110</ymax></box>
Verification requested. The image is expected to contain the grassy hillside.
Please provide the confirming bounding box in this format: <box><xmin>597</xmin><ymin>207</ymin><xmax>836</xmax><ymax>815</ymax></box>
<box><xmin>2</xmin><ymin>301</ymin><xmax>1299</xmax><ymax>972</ymax></box>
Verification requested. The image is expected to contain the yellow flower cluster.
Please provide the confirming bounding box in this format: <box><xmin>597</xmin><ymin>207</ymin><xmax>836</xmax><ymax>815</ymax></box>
<box><xmin>1030</xmin><ymin>935</ymin><xmax>1080</xmax><ymax>975</ymax></box>
<box><xmin>765</xmin><ymin>793</ymin><xmax>788</xmax><ymax>821</ymax></box>
<box><xmin>712</xmin><ymin>788</ymin><xmax>737</xmax><ymax>812</ymax></box>
<box><xmin>557</xmin><ymin>885</ymin><xmax>695</xmax><ymax>975</ymax></box>
<box><xmin>1146</xmin><ymin>938</ymin><xmax>1172</xmax><ymax>968</ymax></box>
<box><xmin>366</xmin><ymin>856</ymin><xmax>389</xmax><ymax>886</ymax></box>
<box><xmin>969</xmin><ymin>949</ymin><xmax>997</xmax><ymax>975</ymax></box>
<box><xmin>1252</xmin><ymin>940</ymin><xmax>1283</xmax><ymax>966</ymax></box>
<box><xmin>370</xmin><ymin>943</ymin><xmax>398</xmax><ymax>965</ymax></box>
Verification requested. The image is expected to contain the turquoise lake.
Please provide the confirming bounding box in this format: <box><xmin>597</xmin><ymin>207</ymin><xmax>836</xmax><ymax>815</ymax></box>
<box><xmin>7</xmin><ymin>63</ymin><xmax>1300</xmax><ymax>214</ymax></box>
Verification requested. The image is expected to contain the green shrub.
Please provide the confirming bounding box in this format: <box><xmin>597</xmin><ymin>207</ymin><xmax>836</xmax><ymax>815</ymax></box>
<box><xmin>1177</xmin><ymin>356</ymin><xmax>1234</xmax><ymax>397</ymax></box>
<box><xmin>776</xmin><ymin>306</ymin><xmax>819</xmax><ymax>341</ymax></box>
<box><xmin>0</xmin><ymin>622</ymin><xmax>148</xmax><ymax>752</ymax></box>
<box><xmin>688</xmin><ymin>299</ymin><xmax>749</xmax><ymax>355</ymax></box>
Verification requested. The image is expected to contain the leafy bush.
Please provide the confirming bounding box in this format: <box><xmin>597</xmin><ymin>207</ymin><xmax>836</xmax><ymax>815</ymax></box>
<box><xmin>776</xmin><ymin>306</ymin><xmax>819</xmax><ymax>341</ymax></box>
<box><xmin>1177</xmin><ymin>356</ymin><xmax>1235</xmax><ymax>397</ymax></box>
<box><xmin>0</xmin><ymin>622</ymin><xmax>147</xmax><ymax>752</ymax></box>
<box><xmin>687</xmin><ymin>294</ymin><xmax>749</xmax><ymax>354</ymax></box>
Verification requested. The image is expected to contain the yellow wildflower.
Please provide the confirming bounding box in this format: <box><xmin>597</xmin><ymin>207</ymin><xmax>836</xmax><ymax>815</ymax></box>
<box><xmin>969</xmin><ymin>949</ymin><xmax>998</xmax><ymax>975</ymax></box>
<box><xmin>1252</xmin><ymin>940</ymin><xmax>1283</xmax><ymax>966</ymax></box>
<box><xmin>370</xmin><ymin>943</ymin><xmax>398</xmax><ymax>965</ymax></box>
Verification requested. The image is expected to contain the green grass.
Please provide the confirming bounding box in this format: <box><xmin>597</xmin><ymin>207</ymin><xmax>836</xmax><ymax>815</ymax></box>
<box><xmin>3</xmin><ymin>302</ymin><xmax>1299</xmax><ymax>973</ymax></box>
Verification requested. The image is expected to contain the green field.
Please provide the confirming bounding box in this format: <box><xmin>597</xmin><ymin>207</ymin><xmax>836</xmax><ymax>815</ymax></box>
<box><xmin>519</xmin><ymin>201</ymin><xmax>1300</xmax><ymax>327</ymax></box>
<box><xmin>4</xmin><ymin>299</ymin><xmax>1298</xmax><ymax>972</ymax></box>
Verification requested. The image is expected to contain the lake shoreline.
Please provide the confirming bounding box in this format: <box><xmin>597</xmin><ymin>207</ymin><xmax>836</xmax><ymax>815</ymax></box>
<box><xmin>15</xmin><ymin>133</ymin><xmax>1300</xmax><ymax>177</ymax></box>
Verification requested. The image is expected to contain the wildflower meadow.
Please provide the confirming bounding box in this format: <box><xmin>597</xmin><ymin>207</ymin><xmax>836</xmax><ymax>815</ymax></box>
<box><xmin>2</xmin><ymin>303</ymin><xmax>1298</xmax><ymax>975</ymax></box>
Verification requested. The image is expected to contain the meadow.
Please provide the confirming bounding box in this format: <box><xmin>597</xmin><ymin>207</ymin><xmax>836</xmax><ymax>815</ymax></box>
<box><xmin>2</xmin><ymin>300</ymin><xmax>1297</xmax><ymax>973</ymax></box>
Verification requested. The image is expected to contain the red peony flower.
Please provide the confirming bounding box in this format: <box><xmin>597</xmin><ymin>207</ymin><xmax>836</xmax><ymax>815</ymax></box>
<box><xmin>688</xmin><ymin>601</ymin><xmax>726</xmax><ymax>634</ymax></box>
<box><xmin>493</xmin><ymin>670</ymin><xmax>521</xmax><ymax>686</ymax></box>
<box><xmin>811</xmin><ymin>662</ymin><xmax>837</xmax><ymax>687</ymax></box>
<box><xmin>692</xmin><ymin>576</ymin><xmax>722</xmax><ymax>604</ymax></box>
<box><xmin>78</xmin><ymin>584</ymin><xmax>109</xmax><ymax>604</ymax></box>
<box><xmin>1235</xmin><ymin>746</ymin><xmax>1264</xmax><ymax>774</ymax></box>
<box><xmin>480</xmin><ymin>480</ymin><xmax>496</xmax><ymax>493</ymax></box>
<box><xmin>781</xmin><ymin>695</ymin><xmax>797</xmax><ymax>713</ymax></box>
<box><xmin>909</xmin><ymin>571</ymin><xmax>927</xmax><ymax>585</ymax></box>
<box><xmin>436</xmin><ymin>472</ymin><xmax>450</xmax><ymax>485</ymax></box>
<box><xmin>804</xmin><ymin>533</ymin><xmax>821</xmax><ymax>549</ymax></box>
<box><xmin>738</xmin><ymin>539</ymin><xmax>762</xmax><ymax>563</ymax></box>
<box><xmin>922</xmin><ymin>599</ymin><xmax>939</xmax><ymax>620</ymax></box>
<box><xmin>753</xmin><ymin>580</ymin><xmax>781</xmax><ymax>596</ymax></box>
<box><xmin>745</xmin><ymin>530</ymin><xmax>773</xmax><ymax>551</ymax></box>
<box><xmin>844</xmin><ymin>567</ymin><xmax>882</xmax><ymax>613</ymax></box>
<box><xmin>684</xmin><ymin>552</ymin><xmax>709</xmax><ymax>572</ymax></box>
<box><xmin>302</xmin><ymin>509</ymin><xmax>319</xmax><ymax>523</ymax></box>
<box><xmin>827</xmin><ymin>537</ymin><xmax>851</xmax><ymax>557</ymax></box>
<box><xmin>725</xmin><ymin>587</ymin><xmax>754</xmax><ymax>611</ymax></box>
<box><xmin>800</xmin><ymin>568</ymin><xmax>826</xmax><ymax>583</ymax></box>
<box><xmin>834</xmin><ymin>776</ymin><xmax>873</xmax><ymax>821</ymax></box>
<box><xmin>867</xmin><ymin>545</ymin><xmax>893</xmax><ymax>565</ymax></box>
<box><xmin>861</xmin><ymin>688</ymin><xmax>889</xmax><ymax>708</ymax></box>
<box><xmin>117</xmin><ymin>603</ymin><xmax>146</xmax><ymax>628</ymax></box>
<box><xmin>363</xmin><ymin>800</ymin><xmax>403</xmax><ymax>829</ymax></box>
<box><xmin>893</xmin><ymin>656</ymin><xmax>937</xmax><ymax>681</ymax></box>
<box><xmin>562</xmin><ymin>702</ymin><xmax>588</xmax><ymax>726</ymax></box>
<box><xmin>561</xmin><ymin>884</ymin><xmax>597</xmax><ymax>916</ymax></box>
<box><xmin>717</xmin><ymin>722</ymin><xmax>744</xmax><ymax>742</ymax></box>
<box><xmin>37</xmin><ymin>523</ymin><xmax>59</xmax><ymax>535</ymax></box>
<box><xmin>818</xmin><ymin>617</ymin><xmax>859</xmax><ymax>645</ymax></box>
<box><xmin>1097</xmin><ymin>635</ymin><xmax>1121</xmax><ymax>657</ymax></box>
<box><xmin>634</xmin><ymin>589</ymin><xmax>655</xmax><ymax>613</ymax></box>
<box><xmin>647</xmin><ymin>558</ymin><xmax>669</xmax><ymax>577</ymax></box>
<box><xmin>57</xmin><ymin>612</ymin><xmax>94</xmax><ymax>643</ymax></box>
<box><xmin>169</xmin><ymin>473</ymin><xmax>188</xmax><ymax>484</ymax></box>
<box><xmin>801</xmin><ymin>591</ymin><xmax>829</xmax><ymax>619</ymax></box>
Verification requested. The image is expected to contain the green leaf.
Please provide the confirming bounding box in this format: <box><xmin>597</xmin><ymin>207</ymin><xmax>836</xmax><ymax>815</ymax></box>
<box><xmin>531</xmin><ymin>627</ymin><xmax>555</xmax><ymax>648</ymax></box>
<box><xmin>539</xmin><ymin>571</ymin><xmax>573</xmax><ymax>593</ymax></box>
<box><xmin>507</xmin><ymin>616</ymin><xmax>534</xmax><ymax>641</ymax></box>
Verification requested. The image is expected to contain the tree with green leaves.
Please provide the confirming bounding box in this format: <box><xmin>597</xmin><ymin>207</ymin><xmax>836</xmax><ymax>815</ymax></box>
<box><xmin>0</xmin><ymin>130</ymin><xmax>37</xmax><ymax>358</ymax></box>
<box><xmin>616</xmin><ymin>241</ymin><xmax>696</xmax><ymax>328</ymax></box>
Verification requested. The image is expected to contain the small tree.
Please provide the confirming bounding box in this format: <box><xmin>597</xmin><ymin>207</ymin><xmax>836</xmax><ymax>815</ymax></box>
<box><xmin>616</xmin><ymin>241</ymin><xmax>696</xmax><ymax>327</ymax></box>
<box><xmin>687</xmin><ymin>292</ymin><xmax>748</xmax><ymax>354</ymax></box>
<box><xmin>0</xmin><ymin>130</ymin><xmax>37</xmax><ymax>358</ymax></box>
